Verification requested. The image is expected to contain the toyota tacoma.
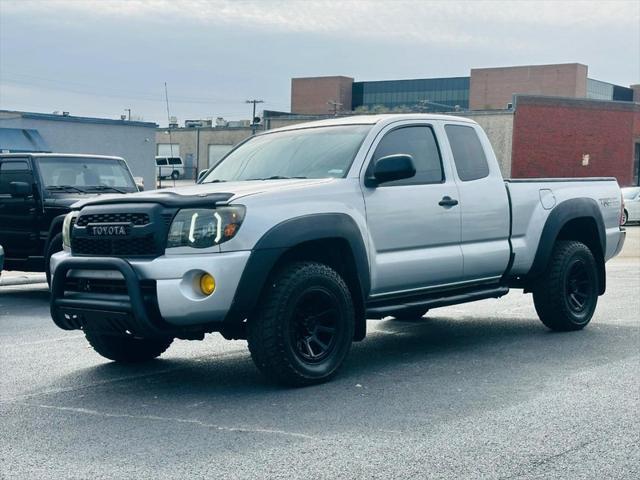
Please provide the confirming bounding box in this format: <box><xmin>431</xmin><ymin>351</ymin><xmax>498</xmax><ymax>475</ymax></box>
<box><xmin>49</xmin><ymin>115</ymin><xmax>626</xmax><ymax>386</ymax></box>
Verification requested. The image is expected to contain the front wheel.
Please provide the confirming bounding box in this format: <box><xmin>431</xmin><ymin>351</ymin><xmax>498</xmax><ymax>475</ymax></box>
<box><xmin>171</xmin><ymin>170</ymin><xmax>180</xmax><ymax>180</ymax></box>
<box><xmin>532</xmin><ymin>240</ymin><xmax>598</xmax><ymax>331</ymax></box>
<box><xmin>621</xmin><ymin>209</ymin><xmax>628</xmax><ymax>226</ymax></box>
<box><xmin>247</xmin><ymin>262</ymin><xmax>355</xmax><ymax>386</ymax></box>
<box><xmin>85</xmin><ymin>331</ymin><xmax>173</xmax><ymax>362</ymax></box>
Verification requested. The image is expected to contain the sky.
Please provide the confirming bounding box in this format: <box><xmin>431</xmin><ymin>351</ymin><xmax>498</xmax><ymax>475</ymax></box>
<box><xmin>0</xmin><ymin>0</ymin><xmax>638</xmax><ymax>126</ymax></box>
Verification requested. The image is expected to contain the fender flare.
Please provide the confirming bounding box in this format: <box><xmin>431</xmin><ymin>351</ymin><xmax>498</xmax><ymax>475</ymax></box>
<box><xmin>527</xmin><ymin>198</ymin><xmax>606</xmax><ymax>291</ymax></box>
<box><xmin>44</xmin><ymin>214</ymin><xmax>67</xmax><ymax>254</ymax></box>
<box><xmin>224</xmin><ymin>213</ymin><xmax>370</xmax><ymax>324</ymax></box>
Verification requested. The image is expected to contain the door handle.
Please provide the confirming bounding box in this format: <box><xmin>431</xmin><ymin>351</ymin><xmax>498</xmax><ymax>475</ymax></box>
<box><xmin>438</xmin><ymin>196</ymin><xmax>459</xmax><ymax>207</ymax></box>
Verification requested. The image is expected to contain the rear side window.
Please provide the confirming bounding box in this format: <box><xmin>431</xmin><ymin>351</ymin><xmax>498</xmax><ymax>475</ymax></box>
<box><xmin>168</xmin><ymin>158</ymin><xmax>182</xmax><ymax>165</ymax></box>
<box><xmin>445</xmin><ymin>125</ymin><xmax>490</xmax><ymax>181</ymax></box>
<box><xmin>371</xmin><ymin>126</ymin><xmax>443</xmax><ymax>185</ymax></box>
<box><xmin>156</xmin><ymin>158</ymin><xmax>168</xmax><ymax>166</ymax></box>
<box><xmin>0</xmin><ymin>160</ymin><xmax>32</xmax><ymax>195</ymax></box>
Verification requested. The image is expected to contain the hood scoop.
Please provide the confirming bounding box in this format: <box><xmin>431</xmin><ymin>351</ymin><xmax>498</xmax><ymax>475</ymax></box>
<box><xmin>75</xmin><ymin>190</ymin><xmax>234</xmax><ymax>209</ymax></box>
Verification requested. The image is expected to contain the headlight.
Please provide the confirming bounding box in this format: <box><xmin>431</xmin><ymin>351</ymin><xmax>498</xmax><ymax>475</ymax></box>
<box><xmin>166</xmin><ymin>206</ymin><xmax>245</xmax><ymax>249</ymax></box>
<box><xmin>62</xmin><ymin>211</ymin><xmax>79</xmax><ymax>249</ymax></box>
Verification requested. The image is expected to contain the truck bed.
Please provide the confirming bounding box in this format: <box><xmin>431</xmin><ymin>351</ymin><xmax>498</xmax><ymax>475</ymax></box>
<box><xmin>505</xmin><ymin>177</ymin><xmax>623</xmax><ymax>277</ymax></box>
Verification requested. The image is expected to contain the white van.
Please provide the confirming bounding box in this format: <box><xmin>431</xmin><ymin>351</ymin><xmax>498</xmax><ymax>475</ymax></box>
<box><xmin>155</xmin><ymin>156</ymin><xmax>184</xmax><ymax>180</ymax></box>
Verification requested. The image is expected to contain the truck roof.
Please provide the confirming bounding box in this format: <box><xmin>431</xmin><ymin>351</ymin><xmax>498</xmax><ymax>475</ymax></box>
<box><xmin>0</xmin><ymin>153</ymin><xmax>125</xmax><ymax>161</ymax></box>
<box><xmin>267</xmin><ymin>113</ymin><xmax>478</xmax><ymax>133</ymax></box>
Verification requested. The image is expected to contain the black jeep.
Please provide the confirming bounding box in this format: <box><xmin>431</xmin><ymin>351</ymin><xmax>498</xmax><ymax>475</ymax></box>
<box><xmin>0</xmin><ymin>153</ymin><xmax>139</xmax><ymax>283</ymax></box>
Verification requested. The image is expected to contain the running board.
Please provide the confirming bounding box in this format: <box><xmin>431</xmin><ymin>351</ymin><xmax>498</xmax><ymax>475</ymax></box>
<box><xmin>366</xmin><ymin>286</ymin><xmax>509</xmax><ymax>318</ymax></box>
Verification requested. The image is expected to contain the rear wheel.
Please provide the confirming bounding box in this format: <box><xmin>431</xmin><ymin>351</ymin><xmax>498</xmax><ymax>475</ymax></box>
<box><xmin>247</xmin><ymin>261</ymin><xmax>354</xmax><ymax>386</ymax></box>
<box><xmin>85</xmin><ymin>331</ymin><xmax>173</xmax><ymax>362</ymax></box>
<box><xmin>621</xmin><ymin>209</ymin><xmax>628</xmax><ymax>226</ymax></box>
<box><xmin>532</xmin><ymin>240</ymin><xmax>598</xmax><ymax>331</ymax></box>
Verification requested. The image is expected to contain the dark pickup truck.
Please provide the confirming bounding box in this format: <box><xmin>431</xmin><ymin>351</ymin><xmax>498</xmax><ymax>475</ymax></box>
<box><xmin>0</xmin><ymin>153</ymin><xmax>139</xmax><ymax>282</ymax></box>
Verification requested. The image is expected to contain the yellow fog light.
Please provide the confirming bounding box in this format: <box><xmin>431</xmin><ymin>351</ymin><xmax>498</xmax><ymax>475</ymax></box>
<box><xmin>199</xmin><ymin>273</ymin><xmax>216</xmax><ymax>295</ymax></box>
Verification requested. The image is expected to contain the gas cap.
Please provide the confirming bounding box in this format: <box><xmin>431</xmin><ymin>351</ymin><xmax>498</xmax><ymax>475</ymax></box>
<box><xmin>539</xmin><ymin>189</ymin><xmax>556</xmax><ymax>210</ymax></box>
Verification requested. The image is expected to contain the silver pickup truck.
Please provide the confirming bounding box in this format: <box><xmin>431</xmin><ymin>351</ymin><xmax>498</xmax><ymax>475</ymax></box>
<box><xmin>50</xmin><ymin>114</ymin><xmax>626</xmax><ymax>386</ymax></box>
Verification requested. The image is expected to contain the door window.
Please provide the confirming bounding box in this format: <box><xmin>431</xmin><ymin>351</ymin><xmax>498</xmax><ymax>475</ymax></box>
<box><xmin>370</xmin><ymin>126</ymin><xmax>443</xmax><ymax>186</ymax></box>
<box><xmin>445</xmin><ymin>125</ymin><xmax>490</xmax><ymax>181</ymax></box>
<box><xmin>0</xmin><ymin>160</ymin><xmax>32</xmax><ymax>194</ymax></box>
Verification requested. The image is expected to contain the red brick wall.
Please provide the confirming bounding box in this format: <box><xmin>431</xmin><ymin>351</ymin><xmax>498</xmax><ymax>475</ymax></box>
<box><xmin>511</xmin><ymin>96</ymin><xmax>640</xmax><ymax>186</ymax></box>
<box><xmin>470</xmin><ymin>63</ymin><xmax>587</xmax><ymax>110</ymax></box>
<box><xmin>291</xmin><ymin>76</ymin><xmax>353</xmax><ymax>115</ymax></box>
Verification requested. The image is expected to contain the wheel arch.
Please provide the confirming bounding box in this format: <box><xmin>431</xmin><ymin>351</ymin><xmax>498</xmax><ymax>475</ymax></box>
<box><xmin>223</xmin><ymin>213</ymin><xmax>370</xmax><ymax>341</ymax></box>
<box><xmin>44</xmin><ymin>214</ymin><xmax>66</xmax><ymax>255</ymax></box>
<box><xmin>527</xmin><ymin>198</ymin><xmax>606</xmax><ymax>295</ymax></box>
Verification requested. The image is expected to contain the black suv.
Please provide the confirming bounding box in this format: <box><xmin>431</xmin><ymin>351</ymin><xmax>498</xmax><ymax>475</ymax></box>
<box><xmin>0</xmin><ymin>153</ymin><xmax>139</xmax><ymax>283</ymax></box>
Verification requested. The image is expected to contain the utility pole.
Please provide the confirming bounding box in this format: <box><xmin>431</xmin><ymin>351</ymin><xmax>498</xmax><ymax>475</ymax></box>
<box><xmin>246</xmin><ymin>99</ymin><xmax>264</xmax><ymax>134</ymax></box>
<box><xmin>124</xmin><ymin>108</ymin><xmax>131</xmax><ymax>121</ymax></box>
<box><xmin>328</xmin><ymin>100</ymin><xmax>343</xmax><ymax>116</ymax></box>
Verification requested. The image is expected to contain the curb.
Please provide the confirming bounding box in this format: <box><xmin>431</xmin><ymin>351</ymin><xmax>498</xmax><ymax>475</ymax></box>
<box><xmin>0</xmin><ymin>274</ymin><xmax>47</xmax><ymax>287</ymax></box>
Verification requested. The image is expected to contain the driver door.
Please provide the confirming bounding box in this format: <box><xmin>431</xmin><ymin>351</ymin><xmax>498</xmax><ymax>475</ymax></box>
<box><xmin>0</xmin><ymin>158</ymin><xmax>39</xmax><ymax>261</ymax></box>
<box><xmin>362</xmin><ymin>123</ymin><xmax>463</xmax><ymax>296</ymax></box>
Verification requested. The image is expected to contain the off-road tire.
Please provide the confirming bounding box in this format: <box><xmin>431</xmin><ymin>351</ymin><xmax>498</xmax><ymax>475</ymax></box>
<box><xmin>533</xmin><ymin>240</ymin><xmax>598</xmax><ymax>331</ymax></box>
<box><xmin>45</xmin><ymin>233</ymin><xmax>63</xmax><ymax>287</ymax></box>
<box><xmin>391</xmin><ymin>307</ymin><xmax>429</xmax><ymax>321</ymax></box>
<box><xmin>247</xmin><ymin>261</ymin><xmax>355</xmax><ymax>387</ymax></box>
<box><xmin>85</xmin><ymin>331</ymin><xmax>173</xmax><ymax>362</ymax></box>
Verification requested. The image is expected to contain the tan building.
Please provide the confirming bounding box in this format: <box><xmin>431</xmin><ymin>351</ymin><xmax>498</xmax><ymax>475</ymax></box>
<box><xmin>469</xmin><ymin>63</ymin><xmax>588</xmax><ymax>110</ymax></box>
<box><xmin>155</xmin><ymin>127</ymin><xmax>253</xmax><ymax>176</ymax></box>
<box><xmin>291</xmin><ymin>76</ymin><xmax>354</xmax><ymax>115</ymax></box>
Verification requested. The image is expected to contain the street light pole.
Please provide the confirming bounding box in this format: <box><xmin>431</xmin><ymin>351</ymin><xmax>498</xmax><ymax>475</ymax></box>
<box><xmin>246</xmin><ymin>99</ymin><xmax>264</xmax><ymax>134</ymax></box>
<box><xmin>125</xmin><ymin>108</ymin><xmax>131</xmax><ymax>121</ymax></box>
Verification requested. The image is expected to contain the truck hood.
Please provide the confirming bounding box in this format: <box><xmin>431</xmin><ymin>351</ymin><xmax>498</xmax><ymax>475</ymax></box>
<box><xmin>72</xmin><ymin>178</ymin><xmax>336</xmax><ymax>209</ymax></box>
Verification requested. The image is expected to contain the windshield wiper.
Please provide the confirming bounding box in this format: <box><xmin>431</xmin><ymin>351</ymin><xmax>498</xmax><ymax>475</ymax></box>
<box><xmin>205</xmin><ymin>179</ymin><xmax>226</xmax><ymax>183</ymax></box>
<box><xmin>247</xmin><ymin>175</ymin><xmax>308</xmax><ymax>181</ymax></box>
<box><xmin>85</xmin><ymin>185</ymin><xmax>127</xmax><ymax>194</ymax></box>
<box><xmin>46</xmin><ymin>185</ymin><xmax>88</xmax><ymax>193</ymax></box>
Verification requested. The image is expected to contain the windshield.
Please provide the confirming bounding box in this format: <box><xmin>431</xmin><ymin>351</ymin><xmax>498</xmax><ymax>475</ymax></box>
<box><xmin>37</xmin><ymin>157</ymin><xmax>137</xmax><ymax>192</ymax></box>
<box><xmin>202</xmin><ymin>125</ymin><xmax>371</xmax><ymax>182</ymax></box>
<box><xmin>622</xmin><ymin>188</ymin><xmax>640</xmax><ymax>199</ymax></box>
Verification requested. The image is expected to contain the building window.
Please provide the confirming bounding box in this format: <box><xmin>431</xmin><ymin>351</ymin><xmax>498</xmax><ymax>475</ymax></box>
<box><xmin>157</xmin><ymin>143</ymin><xmax>180</xmax><ymax>157</ymax></box>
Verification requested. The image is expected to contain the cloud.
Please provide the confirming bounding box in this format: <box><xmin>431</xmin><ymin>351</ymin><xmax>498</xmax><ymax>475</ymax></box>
<box><xmin>5</xmin><ymin>0</ymin><xmax>638</xmax><ymax>46</ymax></box>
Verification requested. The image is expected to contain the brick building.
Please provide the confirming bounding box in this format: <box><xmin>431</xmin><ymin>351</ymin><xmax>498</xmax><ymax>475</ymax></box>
<box><xmin>511</xmin><ymin>96</ymin><xmax>640</xmax><ymax>186</ymax></box>
<box><xmin>290</xmin><ymin>63</ymin><xmax>636</xmax><ymax>115</ymax></box>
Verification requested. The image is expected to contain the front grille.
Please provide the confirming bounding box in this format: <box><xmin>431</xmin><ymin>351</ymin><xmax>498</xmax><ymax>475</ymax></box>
<box><xmin>72</xmin><ymin>234</ymin><xmax>157</xmax><ymax>256</ymax></box>
<box><xmin>76</xmin><ymin>213</ymin><xmax>150</xmax><ymax>226</ymax></box>
<box><xmin>64</xmin><ymin>276</ymin><xmax>156</xmax><ymax>295</ymax></box>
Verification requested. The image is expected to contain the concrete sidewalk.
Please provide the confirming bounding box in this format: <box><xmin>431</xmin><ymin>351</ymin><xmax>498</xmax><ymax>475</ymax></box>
<box><xmin>0</xmin><ymin>271</ymin><xmax>47</xmax><ymax>287</ymax></box>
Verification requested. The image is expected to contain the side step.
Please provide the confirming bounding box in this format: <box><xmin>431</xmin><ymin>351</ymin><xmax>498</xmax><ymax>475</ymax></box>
<box><xmin>366</xmin><ymin>286</ymin><xmax>509</xmax><ymax>318</ymax></box>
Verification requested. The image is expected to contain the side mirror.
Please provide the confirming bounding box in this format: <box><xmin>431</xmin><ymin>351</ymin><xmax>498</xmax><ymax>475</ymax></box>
<box><xmin>197</xmin><ymin>168</ymin><xmax>210</xmax><ymax>183</ymax></box>
<box><xmin>368</xmin><ymin>154</ymin><xmax>416</xmax><ymax>186</ymax></box>
<box><xmin>9</xmin><ymin>181</ymin><xmax>33</xmax><ymax>197</ymax></box>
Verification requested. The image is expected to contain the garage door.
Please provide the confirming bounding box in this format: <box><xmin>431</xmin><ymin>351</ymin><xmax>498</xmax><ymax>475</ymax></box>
<box><xmin>208</xmin><ymin>145</ymin><xmax>233</xmax><ymax>168</ymax></box>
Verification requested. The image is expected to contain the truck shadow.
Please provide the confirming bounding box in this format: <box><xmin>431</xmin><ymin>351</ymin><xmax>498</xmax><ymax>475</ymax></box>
<box><xmin>63</xmin><ymin>315</ymin><xmax>639</xmax><ymax>408</ymax></box>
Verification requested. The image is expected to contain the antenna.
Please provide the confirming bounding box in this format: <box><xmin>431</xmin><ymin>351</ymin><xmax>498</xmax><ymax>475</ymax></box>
<box><xmin>164</xmin><ymin>82</ymin><xmax>174</xmax><ymax>158</ymax></box>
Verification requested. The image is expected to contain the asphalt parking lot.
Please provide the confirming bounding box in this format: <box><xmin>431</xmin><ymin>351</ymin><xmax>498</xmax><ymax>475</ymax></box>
<box><xmin>1</xmin><ymin>228</ymin><xmax>638</xmax><ymax>479</ymax></box>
